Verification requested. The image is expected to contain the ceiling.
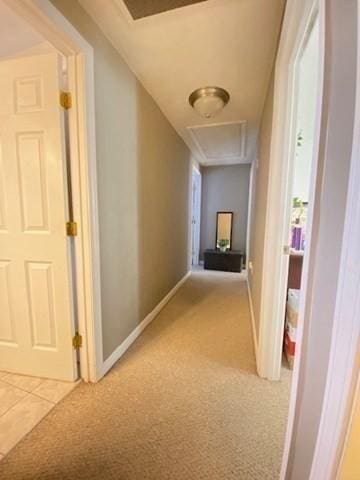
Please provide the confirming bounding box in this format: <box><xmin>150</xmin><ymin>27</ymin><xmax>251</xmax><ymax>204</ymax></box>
<box><xmin>0</xmin><ymin>1</ymin><xmax>45</xmax><ymax>58</ymax></box>
<box><xmin>123</xmin><ymin>0</ymin><xmax>207</xmax><ymax>20</ymax></box>
<box><xmin>79</xmin><ymin>0</ymin><xmax>285</xmax><ymax>165</ymax></box>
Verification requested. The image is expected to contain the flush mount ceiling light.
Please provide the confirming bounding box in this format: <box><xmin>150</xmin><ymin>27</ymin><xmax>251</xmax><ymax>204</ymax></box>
<box><xmin>189</xmin><ymin>86</ymin><xmax>230</xmax><ymax>119</ymax></box>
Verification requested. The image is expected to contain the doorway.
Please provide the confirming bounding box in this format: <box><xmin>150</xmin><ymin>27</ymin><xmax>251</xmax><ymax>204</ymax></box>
<box><xmin>190</xmin><ymin>166</ymin><xmax>201</xmax><ymax>268</ymax></box>
<box><xmin>0</xmin><ymin>49</ymin><xmax>78</xmax><ymax>381</ymax></box>
<box><xmin>282</xmin><ymin>15</ymin><xmax>320</xmax><ymax>374</ymax></box>
<box><xmin>257</xmin><ymin>0</ymin><xmax>323</xmax><ymax>382</ymax></box>
<box><xmin>0</xmin><ymin>0</ymin><xmax>101</xmax><ymax>383</ymax></box>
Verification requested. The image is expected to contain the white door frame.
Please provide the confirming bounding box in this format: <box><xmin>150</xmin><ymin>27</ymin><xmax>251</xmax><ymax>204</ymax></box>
<box><xmin>245</xmin><ymin>160</ymin><xmax>256</xmax><ymax>272</ymax></box>
<box><xmin>278</xmin><ymin>4</ymin><xmax>324</xmax><ymax>476</ymax></box>
<box><xmin>308</xmin><ymin>1</ymin><xmax>360</xmax><ymax>475</ymax></box>
<box><xmin>4</xmin><ymin>0</ymin><xmax>103</xmax><ymax>382</ymax></box>
<box><xmin>191</xmin><ymin>166</ymin><xmax>201</xmax><ymax>267</ymax></box>
<box><xmin>257</xmin><ymin>0</ymin><xmax>323</xmax><ymax>382</ymax></box>
<box><xmin>281</xmin><ymin>0</ymin><xmax>360</xmax><ymax>472</ymax></box>
<box><xmin>268</xmin><ymin>0</ymin><xmax>360</xmax><ymax>477</ymax></box>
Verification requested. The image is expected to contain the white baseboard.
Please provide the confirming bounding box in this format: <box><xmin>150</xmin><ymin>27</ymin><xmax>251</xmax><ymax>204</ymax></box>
<box><xmin>246</xmin><ymin>278</ymin><xmax>258</xmax><ymax>362</ymax></box>
<box><xmin>100</xmin><ymin>271</ymin><xmax>191</xmax><ymax>378</ymax></box>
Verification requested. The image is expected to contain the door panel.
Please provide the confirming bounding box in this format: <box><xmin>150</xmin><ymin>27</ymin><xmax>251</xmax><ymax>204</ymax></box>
<box><xmin>17</xmin><ymin>132</ymin><xmax>49</xmax><ymax>232</ymax></box>
<box><xmin>0</xmin><ymin>142</ymin><xmax>7</xmax><ymax>232</ymax></box>
<box><xmin>26</xmin><ymin>261</ymin><xmax>57</xmax><ymax>350</ymax></box>
<box><xmin>0</xmin><ymin>53</ymin><xmax>77</xmax><ymax>381</ymax></box>
<box><xmin>0</xmin><ymin>260</ymin><xmax>15</xmax><ymax>344</ymax></box>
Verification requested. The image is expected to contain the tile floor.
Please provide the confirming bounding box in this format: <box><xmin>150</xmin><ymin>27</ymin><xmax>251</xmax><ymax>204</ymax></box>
<box><xmin>0</xmin><ymin>372</ymin><xmax>79</xmax><ymax>459</ymax></box>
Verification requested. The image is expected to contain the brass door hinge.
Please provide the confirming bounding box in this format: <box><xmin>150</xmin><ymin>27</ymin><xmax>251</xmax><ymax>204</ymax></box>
<box><xmin>66</xmin><ymin>221</ymin><xmax>77</xmax><ymax>237</ymax></box>
<box><xmin>72</xmin><ymin>332</ymin><xmax>82</xmax><ymax>350</ymax></box>
<box><xmin>60</xmin><ymin>91</ymin><xmax>72</xmax><ymax>110</ymax></box>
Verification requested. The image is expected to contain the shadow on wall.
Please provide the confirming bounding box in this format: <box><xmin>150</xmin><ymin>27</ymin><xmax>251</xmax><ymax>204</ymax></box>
<box><xmin>200</xmin><ymin>164</ymin><xmax>250</xmax><ymax>260</ymax></box>
<box><xmin>136</xmin><ymin>82</ymin><xmax>191</xmax><ymax>321</ymax></box>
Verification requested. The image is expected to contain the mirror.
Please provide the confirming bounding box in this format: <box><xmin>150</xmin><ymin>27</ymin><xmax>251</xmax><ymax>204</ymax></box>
<box><xmin>216</xmin><ymin>212</ymin><xmax>233</xmax><ymax>251</ymax></box>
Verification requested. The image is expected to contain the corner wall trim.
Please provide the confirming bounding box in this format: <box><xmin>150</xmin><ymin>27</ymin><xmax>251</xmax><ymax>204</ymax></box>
<box><xmin>247</xmin><ymin>279</ymin><xmax>258</xmax><ymax>363</ymax></box>
<box><xmin>100</xmin><ymin>271</ymin><xmax>191</xmax><ymax>378</ymax></box>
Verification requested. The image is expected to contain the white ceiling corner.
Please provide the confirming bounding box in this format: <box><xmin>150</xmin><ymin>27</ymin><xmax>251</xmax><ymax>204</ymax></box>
<box><xmin>79</xmin><ymin>0</ymin><xmax>285</xmax><ymax>165</ymax></box>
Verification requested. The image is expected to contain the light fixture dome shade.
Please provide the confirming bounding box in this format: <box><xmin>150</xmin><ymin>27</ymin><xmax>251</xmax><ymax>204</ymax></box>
<box><xmin>189</xmin><ymin>86</ymin><xmax>230</xmax><ymax>118</ymax></box>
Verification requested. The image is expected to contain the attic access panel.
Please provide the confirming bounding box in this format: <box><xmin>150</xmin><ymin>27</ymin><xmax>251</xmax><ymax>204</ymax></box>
<box><xmin>123</xmin><ymin>0</ymin><xmax>207</xmax><ymax>20</ymax></box>
<box><xmin>188</xmin><ymin>121</ymin><xmax>247</xmax><ymax>165</ymax></box>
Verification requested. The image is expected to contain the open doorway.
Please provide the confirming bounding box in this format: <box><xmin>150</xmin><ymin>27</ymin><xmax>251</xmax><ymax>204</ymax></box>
<box><xmin>282</xmin><ymin>15</ymin><xmax>320</xmax><ymax>373</ymax></box>
<box><xmin>255</xmin><ymin>0</ymin><xmax>323</xmax><ymax>382</ymax></box>
<box><xmin>198</xmin><ymin>164</ymin><xmax>250</xmax><ymax>273</ymax></box>
<box><xmin>190</xmin><ymin>166</ymin><xmax>201</xmax><ymax>268</ymax></box>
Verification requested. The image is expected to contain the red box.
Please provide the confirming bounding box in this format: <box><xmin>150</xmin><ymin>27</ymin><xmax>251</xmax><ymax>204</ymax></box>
<box><xmin>284</xmin><ymin>332</ymin><xmax>296</xmax><ymax>369</ymax></box>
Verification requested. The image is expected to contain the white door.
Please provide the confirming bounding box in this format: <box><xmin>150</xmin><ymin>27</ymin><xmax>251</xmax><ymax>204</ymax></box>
<box><xmin>191</xmin><ymin>169</ymin><xmax>201</xmax><ymax>266</ymax></box>
<box><xmin>0</xmin><ymin>53</ymin><xmax>77</xmax><ymax>381</ymax></box>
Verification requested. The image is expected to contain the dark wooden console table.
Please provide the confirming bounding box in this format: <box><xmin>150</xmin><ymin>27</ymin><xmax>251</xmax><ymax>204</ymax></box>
<box><xmin>287</xmin><ymin>250</ymin><xmax>304</xmax><ymax>289</ymax></box>
<box><xmin>204</xmin><ymin>249</ymin><xmax>243</xmax><ymax>273</ymax></box>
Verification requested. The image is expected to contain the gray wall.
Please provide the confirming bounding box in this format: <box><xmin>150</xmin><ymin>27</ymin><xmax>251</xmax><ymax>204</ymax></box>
<box><xmin>51</xmin><ymin>0</ymin><xmax>191</xmax><ymax>361</ymax></box>
<box><xmin>247</xmin><ymin>74</ymin><xmax>274</xmax><ymax>337</ymax></box>
<box><xmin>200</xmin><ymin>165</ymin><xmax>250</xmax><ymax>258</ymax></box>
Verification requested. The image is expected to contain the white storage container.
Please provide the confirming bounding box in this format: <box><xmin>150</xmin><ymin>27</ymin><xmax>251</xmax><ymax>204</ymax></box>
<box><xmin>288</xmin><ymin>288</ymin><xmax>300</xmax><ymax>313</ymax></box>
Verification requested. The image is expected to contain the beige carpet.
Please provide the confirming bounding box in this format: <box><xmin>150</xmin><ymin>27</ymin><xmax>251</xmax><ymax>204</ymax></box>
<box><xmin>0</xmin><ymin>270</ymin><xmax>291</xmax><ymax>479</ymax></box>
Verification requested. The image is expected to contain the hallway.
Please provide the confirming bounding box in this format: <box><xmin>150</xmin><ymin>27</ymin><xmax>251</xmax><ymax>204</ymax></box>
<box><xmin>0</xmin><ymin>271</ymin><xmax>291</xmax><ymax>480</ymax></box>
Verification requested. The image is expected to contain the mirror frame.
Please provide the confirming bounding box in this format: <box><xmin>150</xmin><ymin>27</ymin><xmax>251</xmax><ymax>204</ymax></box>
<box><xmin>215</xmin><ymin>211</ymin><xmax>233</xmax><ymax>250</ymax></box>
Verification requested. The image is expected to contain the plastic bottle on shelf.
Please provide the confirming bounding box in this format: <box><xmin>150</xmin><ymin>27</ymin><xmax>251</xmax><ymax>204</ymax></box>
<box><xmin>293</xmin><ymin>218</ymin><xmax>302</xmax><ymax>251</ymax></box>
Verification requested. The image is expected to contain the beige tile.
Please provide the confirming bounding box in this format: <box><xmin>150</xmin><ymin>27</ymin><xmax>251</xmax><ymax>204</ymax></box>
<box><xmin>0</xmin><ymin>381</ymin><xmax>27</xmax><ymax>416</ymax></box>
<box><xmin>2</xmin><ymin>374</ymin><xmax>43</xmax><ymax>392</ymax></box>
<box><xmin>0</xmin><ymin>371</ymin><xmax>8</xmax><ymax>379</ymax></box>
<box><xmin>0</xmin><ymin>394</ymin><xmax>53</xmax><ymax>454</ymax></box>
<box><xmin>33</xmin><ymin>379</ymin><xmax>77</xmax><ymax>404</ymax></box>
